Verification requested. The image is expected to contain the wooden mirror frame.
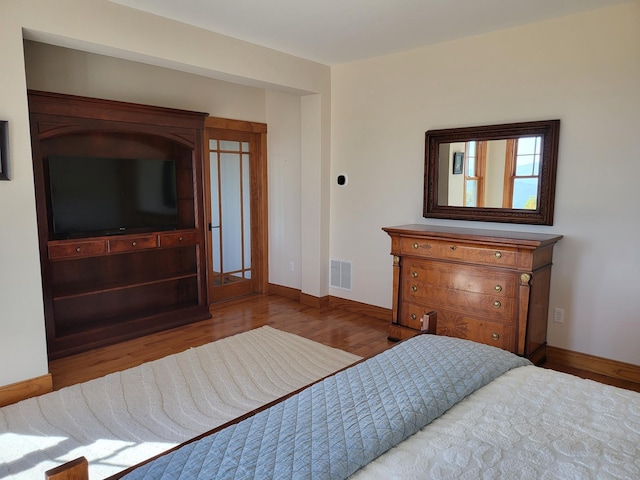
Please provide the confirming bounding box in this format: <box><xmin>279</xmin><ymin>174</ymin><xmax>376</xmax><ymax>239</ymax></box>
<box><xmin>424</xmin><ymin>119</ymin><xmax>560</xmax><ymax>225</ymax></box>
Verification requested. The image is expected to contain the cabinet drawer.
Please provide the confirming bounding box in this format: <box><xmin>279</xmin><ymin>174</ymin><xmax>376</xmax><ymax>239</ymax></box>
<box><xmin>399</xmin><ymin>237</ymin><xmax>518</xmax><ymax>268</ymax></box>
<box><xmin>158</xmin><ymin>231</ymin><xmax>199</xmax><ymax>248</ymax></box>
<box><xmin>48</xmin><ymin>240</ymin><xmax>107</xmax><ymax>260</ymax></box>
<box><xmin>402</xmin><ymin>259</ymin><xmax>517</xmax><ymax>298</ymax></box>
<box><xmin>436</xmin><ymin>310</ymin><xmax>516</xmax><ymax>352</ymax></box>
<box><xmin>402</xmin><ymin>280</ymin><xmax>516</xmax><ymax>321</ymax></box>
<box><xmin>108</xmin><ymin>235</ymin><xmax>157</xmax><ymax>253</ymax></box>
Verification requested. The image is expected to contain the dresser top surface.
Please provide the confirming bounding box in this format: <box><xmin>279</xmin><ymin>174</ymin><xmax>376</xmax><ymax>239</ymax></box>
<box><xmin>383</xmin><ymin>224</ymin><xmax>562</xmax><ymax>247</ymax></box>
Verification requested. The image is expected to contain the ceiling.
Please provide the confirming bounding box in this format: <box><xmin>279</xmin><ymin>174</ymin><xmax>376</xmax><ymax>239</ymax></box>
<box><xmin>109</xmin><ymin>0</ymin><xmax>632</xmax><ymax>65</ymax></box>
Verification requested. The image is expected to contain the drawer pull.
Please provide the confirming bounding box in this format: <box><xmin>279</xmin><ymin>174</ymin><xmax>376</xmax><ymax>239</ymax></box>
<box><xmin>493</xmin><ymin>300</ymin><xmax>501</xmax><ymax>308</ymax></box>
<box><xmin>179</xmin><ymin>237</ymin><xmax>184</xmax><ymax>241</ymax></box>
<box><xmin>412</xmin><ymin>242</ymin><xmax>419</xmax><ymax>249</ymax></box>
<box><xmin>75</xmin><ymin>247</ymin><xmax>81</xmax><ymax>253</ymax></box>
<box><xmin>132</xmin><ymin>241</ymin><xmax>137</xmax><ymax>247</ymax></box>
<box><xmin>491</xmin><ymin>332</ymin><xmax>500</xmax><ymax>341</ymax></box>
<box><xmin>411</xmin><ymin>285</ymin><xmax>418</xmax><ymax>292</ymax></box>
<box><xmin>410</xmin><ymin>313</ymin><xmax>417</xmax><ymax>320</ymax></box>
<box><xmin>449</xmin><ymin>245</ymin><xmax>457</xmax><ymax>250</ymax></box>
<box><xmin>494</xmin><ymin>251</ymin><xmax>502</xmax><ymax>259</ymax></box>
<box><xmin>494</xmin><ymin>284</ymin><xmax>502</xmax><ymax>293</ymax></box>
<box><xmin>411</xmin><ymin>271</ymin><xmax>418</xmax><ymax>278</ymax></box>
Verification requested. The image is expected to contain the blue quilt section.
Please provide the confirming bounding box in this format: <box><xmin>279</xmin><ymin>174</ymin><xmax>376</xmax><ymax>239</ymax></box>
<box><xmin>121</xmin><ymin>334</ymin><xmax>531</xmax><ymax>479</ymax></box>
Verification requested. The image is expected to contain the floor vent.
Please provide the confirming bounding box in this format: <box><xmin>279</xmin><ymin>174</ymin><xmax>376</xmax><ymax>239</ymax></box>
<box><xmin>330</xmin><ymin>260</ymin><xmax>352</xmax><ymax>290</ymax></box>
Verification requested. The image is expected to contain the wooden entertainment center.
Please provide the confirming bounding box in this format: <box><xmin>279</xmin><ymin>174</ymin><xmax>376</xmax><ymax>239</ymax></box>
<box><xmin>29</xmin><ymin>91</ymin><xmax>211</xmax><ymax>359</ymax></box>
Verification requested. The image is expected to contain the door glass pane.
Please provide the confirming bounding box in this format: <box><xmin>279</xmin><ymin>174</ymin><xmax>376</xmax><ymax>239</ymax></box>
<box><xmin>242</xmin><ymin>153</ymin><xmax>251</xmax><ymax>271</ymax></box>
<box><xmin>209</xmin><ymin>151</ymin><xmax>221</xmax><ymax>273</ymax></box>
<box><xmin>220</xmin><ymin>140</ymin><xmax>240</xmax><ymax>151</ymax></box>
<box><xmin>220</xmin><ymin>152</ymin><xmax>242</xmax><ymax>273</ymax></box>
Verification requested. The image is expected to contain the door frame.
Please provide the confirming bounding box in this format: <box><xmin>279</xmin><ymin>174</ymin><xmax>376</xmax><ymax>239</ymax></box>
<box><xmin>203</xmin><ymin>117</ymin><xmax>268</xmax><ymax>303</ymax></box>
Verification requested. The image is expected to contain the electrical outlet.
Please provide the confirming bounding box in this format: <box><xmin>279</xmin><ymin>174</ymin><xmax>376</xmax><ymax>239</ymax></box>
<box><xmin>553</xmin><ymin>308</ymin><xmax>565</xmax><ymax>324</ymax></box>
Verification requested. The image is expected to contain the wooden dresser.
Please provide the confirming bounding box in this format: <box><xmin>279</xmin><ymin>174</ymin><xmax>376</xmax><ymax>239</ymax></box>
<box><xmin>383</xmin><ymin>225</ymin><xmax>562</xmax><ymax>364</ymax></box>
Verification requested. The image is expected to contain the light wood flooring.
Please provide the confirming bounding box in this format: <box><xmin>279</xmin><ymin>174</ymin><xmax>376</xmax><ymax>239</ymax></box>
<box><xmin>49</xmin><ymin>294</ymin><xmax>640</xmax><ymax>393</ymax></box>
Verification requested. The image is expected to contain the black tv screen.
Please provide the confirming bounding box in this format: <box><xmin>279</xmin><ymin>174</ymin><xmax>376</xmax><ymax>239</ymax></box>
<box><xmin>47</xmin><ymin>156</ymin><xmax>178</xmax><ymax>238</ymax></box>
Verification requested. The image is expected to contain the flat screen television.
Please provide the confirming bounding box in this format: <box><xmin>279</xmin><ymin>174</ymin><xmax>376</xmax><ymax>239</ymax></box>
<box><xmin>47</xmin><ymin>156</ymin><xmax>178</xmax><ymax>238</ymax></box>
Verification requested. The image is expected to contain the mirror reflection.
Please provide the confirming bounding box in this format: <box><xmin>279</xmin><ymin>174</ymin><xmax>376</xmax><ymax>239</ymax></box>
<box><xmin>424</xmin><ymin>119</ymin><xmax>560</xmax><ymax>225</ymax></box>
<box><xmin>438</xmin><ymin>136</ymin><xmax>542</xmax><ymax>209</ymax></box>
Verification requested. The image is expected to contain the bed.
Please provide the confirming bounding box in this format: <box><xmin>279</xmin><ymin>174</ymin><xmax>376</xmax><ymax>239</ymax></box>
<box><xmin>46</xmin><ymin>334</ymin><xmax>640</xmax><ymax>480</ymax></box>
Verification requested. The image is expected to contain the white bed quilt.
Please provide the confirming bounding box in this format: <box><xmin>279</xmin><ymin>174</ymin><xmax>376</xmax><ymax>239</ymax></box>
<box><xmin>352</xmin><ymin>366</ymin><xmax>640</xmax><ymax>480</ymax></box>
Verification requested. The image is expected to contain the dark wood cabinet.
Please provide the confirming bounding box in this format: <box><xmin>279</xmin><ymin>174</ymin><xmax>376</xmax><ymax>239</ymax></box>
<box><xmin>29</xmin><ymin>91</ymin><xmax>211</xmax><ymax>359</ymax></box>
<box><xmin>383</xmin><ymin>224</ymin><xmax>562</xmax><ymax>364</ymax></box>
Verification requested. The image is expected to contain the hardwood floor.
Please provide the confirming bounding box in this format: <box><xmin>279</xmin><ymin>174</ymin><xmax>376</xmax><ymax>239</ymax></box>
<box><xmin>49</xmin><ymin>293</ymin><xmax>640</xmax><ymax>393</ymax></box>
<box><xmin>48</xmin><ymin>294</ymin><xmax>393</xmax><ymax>390</ymax></box>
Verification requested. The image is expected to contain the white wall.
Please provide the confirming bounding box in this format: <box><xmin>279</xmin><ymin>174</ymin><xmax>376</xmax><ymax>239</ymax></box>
<box><xmin>330</xmin><ymin>2</ymin><xmax>640</xmax><ymax>365</ymax></box>
<box><xmin>267</xmin><ymin>90</ymin><xmax>302</xmax><ymax>288</ymax></box>
<box><xmin>0</xmin><ymin>0</ymin><xmax>330</xmax><ymax>388</ymax></box>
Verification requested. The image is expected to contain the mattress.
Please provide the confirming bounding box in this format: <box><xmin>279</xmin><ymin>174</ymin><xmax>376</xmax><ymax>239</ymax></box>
<box><xmin>352</xmin><ymin>365</ymin><xmax>640</xmax><ymax>479</ymax></box>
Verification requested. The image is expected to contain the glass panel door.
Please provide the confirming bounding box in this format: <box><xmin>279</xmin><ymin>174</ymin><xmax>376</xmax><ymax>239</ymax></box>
<box><xmin>206</xmin><ymin>132</ymin><xmax>255</xmax><ymax>301</ymax></box>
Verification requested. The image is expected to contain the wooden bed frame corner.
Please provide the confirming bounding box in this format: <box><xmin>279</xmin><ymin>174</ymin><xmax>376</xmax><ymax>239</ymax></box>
<box><xmin>45</xmin><ymin>457</ymin><xmax>88</xmax><ymax>480</ymax></box>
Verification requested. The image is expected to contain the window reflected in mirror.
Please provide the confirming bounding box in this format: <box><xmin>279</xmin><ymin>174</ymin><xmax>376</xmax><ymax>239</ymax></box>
<box><xmin>439</xmin><ymin>135</ymin><xmax>542</xmax><ymax>210</ymax></box>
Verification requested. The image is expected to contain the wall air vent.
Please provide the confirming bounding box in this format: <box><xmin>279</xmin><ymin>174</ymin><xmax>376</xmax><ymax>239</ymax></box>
<box><xmin>330</xmin><ymin>260</ymin><xmax>352</xmax><ymax>290</ymax></box>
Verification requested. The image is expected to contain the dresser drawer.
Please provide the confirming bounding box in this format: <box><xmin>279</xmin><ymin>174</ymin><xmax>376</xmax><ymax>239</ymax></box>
<box><xmin>436</xmin><ymin>310</ymin><xmax>516</xmax><ymax>351</ymax></box>
<box><xmin>158</xmin><ymin>231</ymin><xmax>199</xmax><ymax>248</ymax></box>
<box><xmin>401</xmin><ymin>280</ymin><xmax>516</xmax><ymax>322</ymax></box>
<box><xmin>399</xmin><ymin>237</ymin><xmax>518</xmax><ymax>268</ymax></box>
<box><xmin>48</xmin><ymin>239</ymin><xmax>107</xmax><ymax>260</ymax></box>
<box><xmin>402</xmin><ymin>259</ymin><xmax>517</xmax><ymax>298</ymax></box>
<box><xmin>398</xmin><ymin>302</ymin><xmax>432</xmax><ymax>330</ymax></box>
<box><xmin>108</xmin><ymin>235</ymin><xmax>157</xmax><ymax>253</ymax></box>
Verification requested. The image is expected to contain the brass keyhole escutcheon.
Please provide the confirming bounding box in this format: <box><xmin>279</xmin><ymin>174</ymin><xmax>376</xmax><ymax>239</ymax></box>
<box><xmin>494</xmin><ymin>285</ymin><xmax>502</xmax><ymax>293</ymax></box>
<box><xmin>491</xmin><ymin>332</ymin><xmax>500</xmax><ymax>341</ymax></box>
<box><xmin>411</xmin><ymin>285</ymin><xmax>418</xmax><ymax>292</ymax></box>
<box><xmin>493</xmin><ymin>300</ymin><xmax>501</xmax><ymax>308</ymax></box>
<box><xmin>410</xmin><ymin>313</ymin><xmax>417</xmax><ymax>320</ymax></box>
<box><xmin>494</xmin><ymin>251</ymin><xmax>502</xmax><ymax>259</ymax></box>
<box><xmin>449</xmin><ymin>245</ymin><xmax>457</xmax><ymax>250</ymax></box>
<box><xmin>412</xmin><ymin>242</ymin><xmax>419</xmax><ymax>249</ymax></box>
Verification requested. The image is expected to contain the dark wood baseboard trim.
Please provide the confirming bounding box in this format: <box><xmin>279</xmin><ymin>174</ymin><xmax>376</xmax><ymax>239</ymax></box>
<box><xmin>328</xmin><ymin>296</ymin><xmax>391</xmax><ymax>322</ymax></box>
<box><xmin>267</xmin><ymin>283</ymin><xmax>300</xmax><ymax>301</ymax></box>
<box><xmin>0</xmin><ymin>373</ymin><xmax>53</xmax><ymax>407</ymax></box>
<box><xmin>300</xmin><ymin>293</ymin><xmax>330</xmax><ymax>308</ymax></box>
<box><xmin>267</xmin><ymin>284</ymin><xmax>391</xmax><ymax>323</ymax></box>
<box><xmin>546</xmin><ymin>346</ymin><xmax>640</xmax><ymax>384</ymax></box>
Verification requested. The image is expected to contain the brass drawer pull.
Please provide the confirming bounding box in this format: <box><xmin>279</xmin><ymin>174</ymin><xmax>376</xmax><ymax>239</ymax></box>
<box><xmin>491</xmin><ymin>332</ymin><xmax>500</xmax><ymax>341</ymax></box>
<box><xmin>411</xmin><ymin>271</ymin><xmax>418</xmax><ymax>278</ymax></box>
<box><xmin>449</xmin><ymin>245</ymin><xmax>457</xmax><ymax>250</ymax></box>
<box><xmin>410</xmin><ymin>313</ymin><xmax>417</xmax><ymax>320</ymax></box>
<box><xmin>493</xmin><ymin>300</ymin><xmax>501</xmax><ymax>308</ymax></box>
<box><xmin>494</xmin><ymin>284</ymin><xmax>502</xmax><ymax>293</ymax></box>
<box><xmin>494</xmin><ymin>251</ymin><xmax>502</xmax><ymax>259</ymax></box>
<box><xmin>75</xmin><ymin>247</ymin><xmax>81</xmax><ymax>253</ymax></box>
<box><xmin>412</xmin><ymin>242</ymin><xmax>419</xmax><ymax>249</ymax></box>
<box><xmin>179</xmin><ymin>237</ymin><xmax>183</xmax><ymax>241</ymax></box>
<box><xmin>411</xmin><ymin>285</ymin><xmax>418</xmax><ymax>292</ymax></box>
<box><xmin>132</xmin><ymin>241</ymin><xmax>137</xmax><ymax>246</ymax></box>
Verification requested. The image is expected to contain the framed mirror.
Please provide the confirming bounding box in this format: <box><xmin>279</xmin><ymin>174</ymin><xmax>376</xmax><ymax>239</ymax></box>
<box><xmin>424</xmin><ymin>119</ymin><xmax>560</xmax><ymax>225</ymax></box>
